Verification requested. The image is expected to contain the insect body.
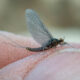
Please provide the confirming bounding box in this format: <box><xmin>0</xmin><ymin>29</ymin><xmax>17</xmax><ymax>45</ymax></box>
<box><xmin>26</xmin><ymin>38</ymin><xmax>64</xmax><ymax>52</ymax></box>
<box><xmin>25</xmin><ymin>9</ymin><xmax>65</xmax><ymax>52</ymax></box>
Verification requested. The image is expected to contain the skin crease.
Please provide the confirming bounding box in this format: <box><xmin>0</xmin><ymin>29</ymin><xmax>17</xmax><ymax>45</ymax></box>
<box><xmin>0</xmin><ymin>31</ymin><xmax>80</xmax><ymax>80</ymax></box>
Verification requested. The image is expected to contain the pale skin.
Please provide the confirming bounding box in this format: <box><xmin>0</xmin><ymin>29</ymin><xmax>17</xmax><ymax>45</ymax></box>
<box><xmin>0</xmin><ymin>31</ymin><xmax>80</xmax><ymax>80</ymax></box>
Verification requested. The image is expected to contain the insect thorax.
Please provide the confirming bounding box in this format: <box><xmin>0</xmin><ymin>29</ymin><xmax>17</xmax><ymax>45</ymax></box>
<box><xmin>43</xmin><ymin>38</ymin><xmax>58</xmax><ymax>48</ymax></box>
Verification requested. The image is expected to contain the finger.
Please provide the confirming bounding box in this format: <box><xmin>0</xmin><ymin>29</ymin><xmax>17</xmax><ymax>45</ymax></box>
<box><xmin>25</xmin><ymin>46</ymin><xmax>80</xmax><ymax>80</ymax></box>
<box><xmin>0</xmin><ymin>42</ymin><xmax>80</xmax><ymax>80</ymax></box>
<box><xmin>0</xmin><ymin>46</ymin><xmax>53</xmax><ymax>80</ymax></box>
<box><xmin>0</xmin><ymin>31</ymin><xmax>39</xmax><ymax>68</ymax></box>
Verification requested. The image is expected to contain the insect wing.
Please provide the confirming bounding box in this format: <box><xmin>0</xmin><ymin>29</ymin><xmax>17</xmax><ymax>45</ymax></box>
<box><xmin>25</xmin><ymin>9</ymin><xmax>53</xmax><ymax>45</ymax></box>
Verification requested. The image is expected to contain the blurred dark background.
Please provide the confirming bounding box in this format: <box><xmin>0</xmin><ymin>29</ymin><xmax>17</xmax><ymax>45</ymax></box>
<box><xmin>0</xmin><ymin>0</ymin><xmax>80</xmax><ymax>42</ymax></box>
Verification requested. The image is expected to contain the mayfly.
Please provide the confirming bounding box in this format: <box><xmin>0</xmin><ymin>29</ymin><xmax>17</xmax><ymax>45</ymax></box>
<box><xmin>0</xmin><ymin>9</ymin><xmax>68</xmax><ymax>52</ymax></box>
<box><xmin>25</xmin><ymin>9</ymin><xmax>66</xmax><ymax>52</ymax></box>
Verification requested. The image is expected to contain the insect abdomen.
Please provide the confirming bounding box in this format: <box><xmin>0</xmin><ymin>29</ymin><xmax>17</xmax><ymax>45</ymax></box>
<box><xmin>26</xmin><ymin>47</ymin><xmax>48</xmax><ymax>52</ymax></box>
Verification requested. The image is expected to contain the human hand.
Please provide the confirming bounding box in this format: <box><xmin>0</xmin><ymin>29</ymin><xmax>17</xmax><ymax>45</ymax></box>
<box><xmin>0</xmin><ymin>31</ymin><xmax>80</xmax><ymax>80</ymax></box>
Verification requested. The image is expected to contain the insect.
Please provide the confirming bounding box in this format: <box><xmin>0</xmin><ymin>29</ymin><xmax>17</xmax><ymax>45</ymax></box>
<box><xmin>0</xmin><ymin>9</ymin><xmax>67</xmax><ymax>52</ymax></box>
<box><xmin>25</xmin><ymin>9</ymin><xmax>66</xmax><ymax>52</ymax></box>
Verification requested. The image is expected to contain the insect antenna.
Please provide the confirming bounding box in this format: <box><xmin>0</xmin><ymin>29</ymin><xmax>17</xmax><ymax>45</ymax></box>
<box><xmin>63</xmin><ymin>42</ymin><xmax>76</xmax><ymax>49</ymax></box>
<box><xmin>61</xmin><ymin>36</ymin><xmax>75</xmax><ymax>48</ymax></box>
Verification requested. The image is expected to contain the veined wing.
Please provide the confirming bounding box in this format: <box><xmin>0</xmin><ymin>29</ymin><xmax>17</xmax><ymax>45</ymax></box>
<box><xmin>25</xmin><ymin>9</ymin><xmax>53</xmax><ymax>45</ymax></box>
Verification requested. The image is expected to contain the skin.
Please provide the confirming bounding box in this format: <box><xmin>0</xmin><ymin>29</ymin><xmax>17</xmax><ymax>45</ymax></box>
<box><xmin>0</xmin><ymin>31</ymin><xmax>80</xmax><ymax>80</ymax></box>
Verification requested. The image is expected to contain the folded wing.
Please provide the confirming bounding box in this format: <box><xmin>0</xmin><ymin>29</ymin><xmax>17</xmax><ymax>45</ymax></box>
<box><xmin>25</xmin><ymin>9</ymin><xmax>53</xmax><ymax>45</ymax></box>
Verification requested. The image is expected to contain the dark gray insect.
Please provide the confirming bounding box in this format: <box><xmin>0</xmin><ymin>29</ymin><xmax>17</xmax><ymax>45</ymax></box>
<box><xmin>25</xmin><ymin>9</ymin><xmax>65</xmax><ymax>52</ymax></box>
